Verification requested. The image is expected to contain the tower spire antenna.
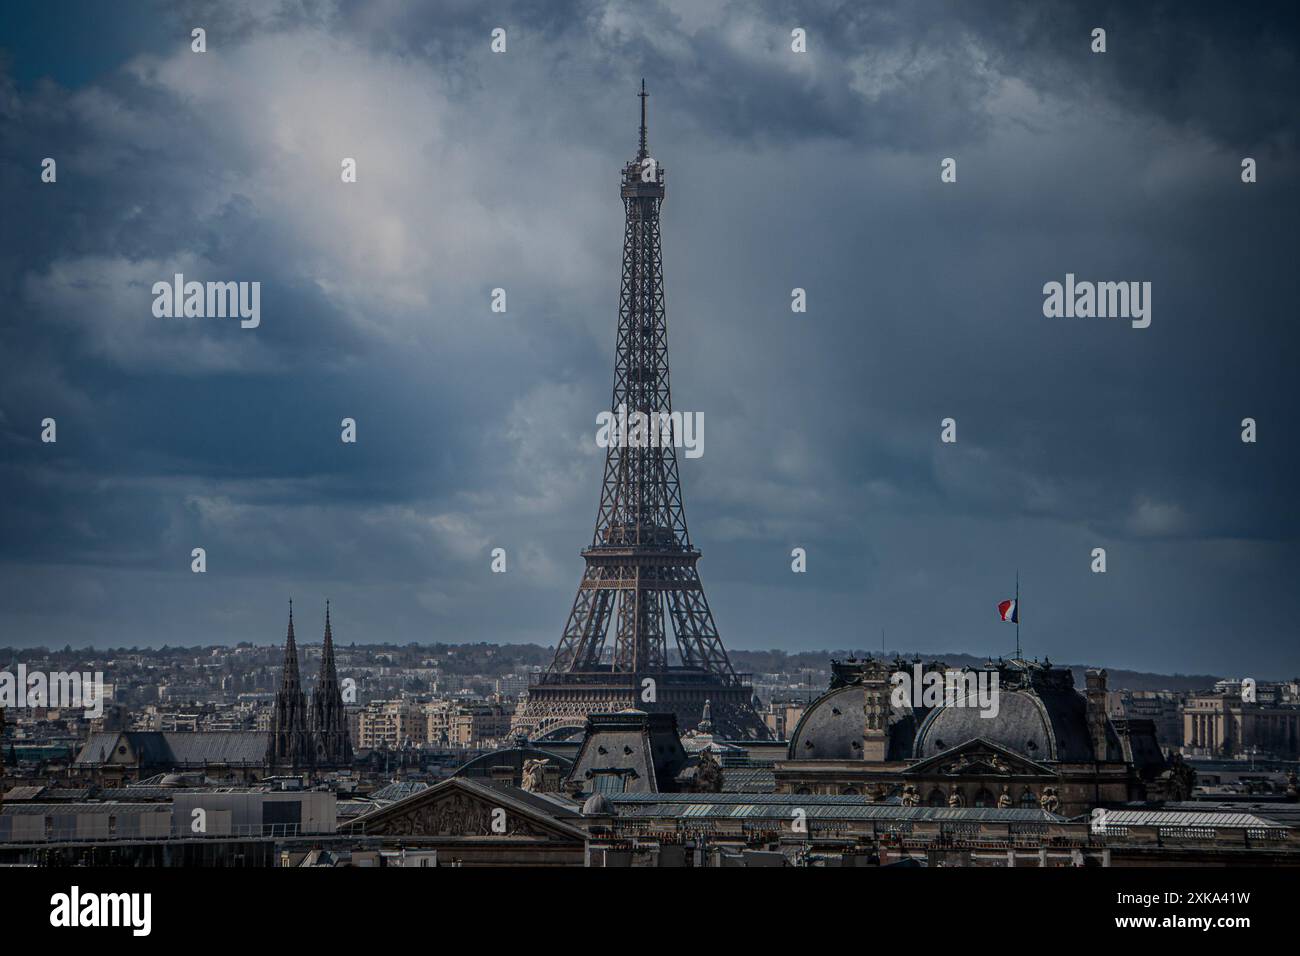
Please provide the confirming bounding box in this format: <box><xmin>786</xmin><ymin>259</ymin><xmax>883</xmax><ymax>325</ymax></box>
<box><xmin>637</xmin><ymin>78</ymin><xmax>649</xmax><ymax>160</ymax></box>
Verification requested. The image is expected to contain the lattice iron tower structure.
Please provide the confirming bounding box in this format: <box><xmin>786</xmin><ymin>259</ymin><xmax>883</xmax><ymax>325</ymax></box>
<box><xmin>514</xmin><ymin>82</ymin><xmax>770</xmax><ymax>741</ymax></box>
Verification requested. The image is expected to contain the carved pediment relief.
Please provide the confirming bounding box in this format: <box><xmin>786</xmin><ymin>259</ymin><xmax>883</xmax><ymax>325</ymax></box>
<box><xmin>352</xmin><ymin>778</ymin><xmax>585</xmax><ymax>842</ymax></box>
<box><xmin>907</xmin><ymin>737</ymin><xmax>1054</xmax><ymax>779</ymax></box>
<box><xmin>942</xmin><ymin>755</ymin><xmax>1010</xmax><ymax>776</ymax></box>
<box><xmin>376</xmin><ymin>790</ymin><xmax>551</xmax><ymax>838</ymax></box>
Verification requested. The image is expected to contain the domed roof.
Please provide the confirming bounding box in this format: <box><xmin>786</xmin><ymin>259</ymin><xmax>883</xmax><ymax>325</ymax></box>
<box><xmin>786</xmin><ymin>657</ymin><xmax>1122</xmax><ymax>765</ymax></box>
<box><xmin>582</xmin><ymin>793</ymin><xmax>613</xmax><ymax>816</ymax></box>
<box><xmin>787</xmin><ymin>683</ymin><xmax>915</xmax><ymax>760</ymax></box>
<box><xmin>914</xmin><ymin>687</ymin><xmax>1056</xmax><ymax>760</ymax></box>
<box><xmin>913</xmin><ymin>663</ymin><xmax>1121</xmax><ymax>762</ymax></box>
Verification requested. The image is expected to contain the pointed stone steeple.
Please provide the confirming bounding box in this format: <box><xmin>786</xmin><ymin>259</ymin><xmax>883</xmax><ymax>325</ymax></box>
<box><xmin>311</xmin><ymin>600</ymin><xmax>353</xmax><ymax>768</ymax></box>
<box><xmin>267</xmin><ymin>600</ymin><xmax>312</xmax><ymax>771</ymax></box>
<box><xmin>281</xmin><ymin>600</ymin><xmax>302</xmax><ymax>690</ymax></box>
<box><xmin>321</xmin><ymin>601</ymin><xmax>338</xmax><ymax>685</ymax></box>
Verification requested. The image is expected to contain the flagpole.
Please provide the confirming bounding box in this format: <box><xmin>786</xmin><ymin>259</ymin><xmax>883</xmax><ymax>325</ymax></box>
<box><xmin>1015</xmin><ymin>569</ymin><xmax>1021</xmax><ymax>660</ymax></box>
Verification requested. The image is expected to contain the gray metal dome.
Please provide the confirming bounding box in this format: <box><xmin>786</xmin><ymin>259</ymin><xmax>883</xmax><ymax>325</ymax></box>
<box><xmin>912</xmin><ymin>664</ymin><xmax>1123</xmax><ymax>762</ymax></box>
<box><xmin>787</xmin><ymin>684</ymin><xmax>916</xmax><ymax>760</ymax></box>
<box><xmin>914</xmin><ymin>687</ymin><xmax>1058</xmax><ymax>759</ymax></box>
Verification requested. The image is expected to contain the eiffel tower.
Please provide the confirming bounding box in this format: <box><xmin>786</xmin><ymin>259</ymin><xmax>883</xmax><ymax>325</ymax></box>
<box><xmin>513</xmin><ymin>82</ymin><xmax>770</xmax><ymax>741</ymax></box>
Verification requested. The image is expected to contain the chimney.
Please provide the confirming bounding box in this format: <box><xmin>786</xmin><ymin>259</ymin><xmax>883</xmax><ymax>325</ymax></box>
<box><xmin>1085</xmin><ymin>669</ymin><xmax>1110</xmax><ymax>761</ymax></box>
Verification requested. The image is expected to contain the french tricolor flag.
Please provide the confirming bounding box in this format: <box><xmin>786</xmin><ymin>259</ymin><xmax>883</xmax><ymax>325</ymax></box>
<box><xmin>998</xmin><ymin>599</ymin><xmax>1018</xmax><ymax>623</ymax></box>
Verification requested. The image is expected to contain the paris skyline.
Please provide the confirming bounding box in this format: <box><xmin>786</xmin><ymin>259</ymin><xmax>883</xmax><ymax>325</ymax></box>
<box><xmin>1</xmin><ymin>1</ymin><xmax>1297</xmax><ymax>677</ymax></box>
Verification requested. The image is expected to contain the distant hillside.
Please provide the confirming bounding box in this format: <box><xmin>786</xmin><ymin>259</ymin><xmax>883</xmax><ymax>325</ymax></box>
<box><xmin>0</xmin><ymin>641</ymin><xmax>1230</xmax><ymax>693</ymax></box>
<box><xmin>727</xmin><ymin>649</ymin><xmax>1224</xmax><ymax>693</ymax></box>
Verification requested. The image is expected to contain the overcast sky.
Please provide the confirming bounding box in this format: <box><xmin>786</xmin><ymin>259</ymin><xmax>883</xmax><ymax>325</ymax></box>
<box><xmin>0</xmin><ymin>0</ymin><xmax>1296</xmax><ymax>675</ymax></box>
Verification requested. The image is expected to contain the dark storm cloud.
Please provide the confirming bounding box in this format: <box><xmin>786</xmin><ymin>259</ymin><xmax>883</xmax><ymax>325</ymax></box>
<box><xmin>222</xmin><ymin>0</ymin><xmax>1300</xmax><ymax>150</ymax></box>
<box><xmin>0</xmin><ymin>0</ymin><xmax>1296</xmax><ymax>675</ymax></box>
